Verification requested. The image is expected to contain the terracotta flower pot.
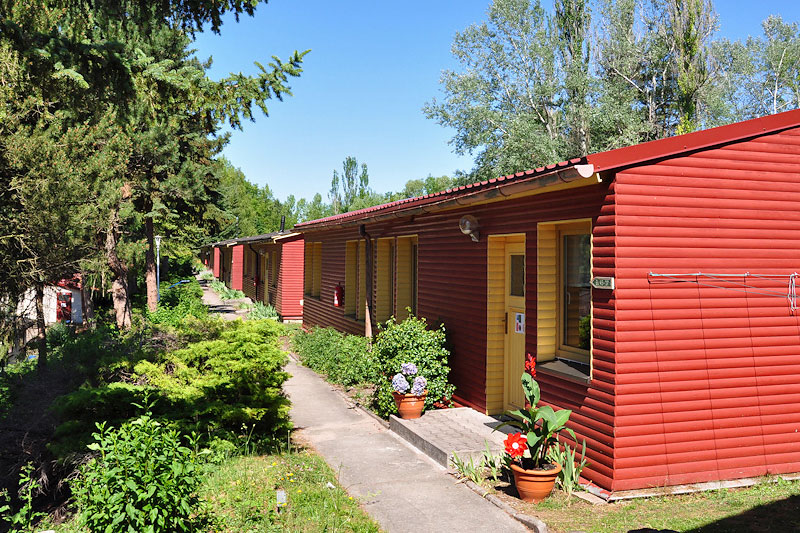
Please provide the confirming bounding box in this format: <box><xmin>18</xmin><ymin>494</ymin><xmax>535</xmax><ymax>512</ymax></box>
<box><xmin>392</xmin><ymin>391</ymin><xmax>426</xmax><ymax>419</ymax></box>
<box><xmin>510</xmin><ymin>462</ymin><xmax>562</xmax><ymax>503</ymax></box>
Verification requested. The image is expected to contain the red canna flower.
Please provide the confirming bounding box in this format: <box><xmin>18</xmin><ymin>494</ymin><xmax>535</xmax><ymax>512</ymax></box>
<box><xmin>525</xmin><ymin>353</ymin><xmax>536</xmax><ymax>378</ymax></box>
<box><xmin>504</xmin><ymin>432</ymin><xmax>527</xmax><ymax>458</ymax></box>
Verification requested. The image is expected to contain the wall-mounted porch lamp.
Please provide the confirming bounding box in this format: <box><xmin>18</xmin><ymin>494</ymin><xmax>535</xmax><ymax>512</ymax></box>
<box><xmin>459</xmin><ymin>215</ymin><xmax>480</xmax><ymax>242</ymax></box>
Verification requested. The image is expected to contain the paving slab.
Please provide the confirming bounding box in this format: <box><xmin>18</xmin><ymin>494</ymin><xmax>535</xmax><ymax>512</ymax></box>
<box><xmin>390</xmin><ymin>407</ymin><xmax>509</xmax><ymax>468</ymax></box>
<box><xmin>284</xmin><ymin>359</ymin><xmax>527</xmax><ymax>533</ymax></box>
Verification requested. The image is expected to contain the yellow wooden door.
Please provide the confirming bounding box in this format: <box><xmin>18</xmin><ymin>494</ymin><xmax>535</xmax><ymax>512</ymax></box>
<box><xmin>504</xmin><ymin>241</ymin><xmax>526</xmax><ymax>410</ymax></box>
<box><xmin>268</xmin><ymin>252</ymin><xmax>273</xmax><ymax>304</ymax></box>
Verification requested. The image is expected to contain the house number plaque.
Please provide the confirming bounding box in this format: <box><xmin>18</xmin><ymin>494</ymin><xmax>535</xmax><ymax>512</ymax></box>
<box><xmin>591</xmin><ymin>277</ymin><xmax>615</xmax><ymax>290</ymax></box>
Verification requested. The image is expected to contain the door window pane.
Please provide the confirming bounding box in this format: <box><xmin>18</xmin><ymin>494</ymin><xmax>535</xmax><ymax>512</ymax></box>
<box><xmin>563</xmin><ymin>234</ymin><xmax>591</xmax><ymax>349</ymax></box>
<box><xmin>509</xmin><ymin>254</ymin><xmax>525</xmax><ymax>297</ymax></box>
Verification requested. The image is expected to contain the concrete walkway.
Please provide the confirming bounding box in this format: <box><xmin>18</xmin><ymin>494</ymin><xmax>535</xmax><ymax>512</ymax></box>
<box><xmin>196</xmin><ymin>277</ymin><xmax>527</xmax><ymax>531</ymax></box>
<box><xmin>196</xmin><ymin>275</ymin><xmax>245</xmax><ymax>320</ymax></box>
<box><xmin>284</xmin><ymin>359</ymin><xmax>528</xmax><ymax>533</ymax></box>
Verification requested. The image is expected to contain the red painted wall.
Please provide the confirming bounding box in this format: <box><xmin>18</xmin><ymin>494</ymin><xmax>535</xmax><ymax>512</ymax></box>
<box><xmin>278</xmin><ymin>237</ymin><xmax>304</xmax><ymax>320</ymax></box>
<box><xmin>611</xmin><ymin>127</ymin><xmax>800</xmax><ymax>491</ymax></box>
<box><xmin>241</xmin><ymin>246</ymin><xmax>258</xmax><ymax>302</ymax></box>
<box><xmin>237</xmin><ymin>237</ymin><xmax>304</xmax><ymax>320</ymax></box>
<box><xmin>301</xmin><ymin>182</ymin><xmax>616</xmax><ymax>490</ymax></box>
<box><xmin>212</xmin><ymin>247</ymin><xmax>221</xmax><ymax>278</ymax></box>
<box><xmin>230</xmin><ymin>245</ymin><xmax>244</xmax><ymax>291</ymax></box>
<box><xmin>299</xmin><ymin>124</ymin><xmax>800</xmax><ymax>492</ymax></box>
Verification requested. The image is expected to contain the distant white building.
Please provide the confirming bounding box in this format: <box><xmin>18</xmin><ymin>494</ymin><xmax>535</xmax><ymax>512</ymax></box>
<box><xmin>16</xmin><ymin>276</ymin><xmax>85</xmax><ymax>326</ymax></box>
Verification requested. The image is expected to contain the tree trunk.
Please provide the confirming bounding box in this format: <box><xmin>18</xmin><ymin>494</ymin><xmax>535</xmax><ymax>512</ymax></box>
<box><xmin>144</xmin><ymin>215</ymin><xmax>158</xmax><ymax>312</ymax></box>
<box><xmin>35</xmin><ymin>281</ymin><xmax>47</xmax><ymax>369</ymax></box>
<box><xmin>106</xmin><ymin>209</ymin><xmax>131</xmax><ymax>329</ymax></box>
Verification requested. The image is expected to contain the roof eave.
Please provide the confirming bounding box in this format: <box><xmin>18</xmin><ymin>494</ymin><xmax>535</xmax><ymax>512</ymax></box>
<box><xmin>297</xmin><ymin>163</ymin><xmax>596</xmax><ymax>230</ymax></box>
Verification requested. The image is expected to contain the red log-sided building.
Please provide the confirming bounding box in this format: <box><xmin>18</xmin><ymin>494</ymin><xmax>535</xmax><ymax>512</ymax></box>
<box><xmin>295</xmin><ymin>110</ymin><xmax>800</xmax><ymax>496</ymax></box>
<box><xmin>206</xmin><ymin>233</ymin><xmax>305</xmax><ymax>321</ymax></box>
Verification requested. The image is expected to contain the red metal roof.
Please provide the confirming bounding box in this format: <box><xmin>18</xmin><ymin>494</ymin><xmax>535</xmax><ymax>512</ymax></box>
<box><xmin>587</xmin><ymin>107</ymin><xmax>800</xmax><ymax>172</ymax></box>
<box><xmin>295</xmin><ymin>158</ymin><xmax>585</xmax><ymax>228</ymax></box>
<box><xmin>295</xmin><ymin>109</ymin><xmax>800</xmax><ymax>230</ymax></box>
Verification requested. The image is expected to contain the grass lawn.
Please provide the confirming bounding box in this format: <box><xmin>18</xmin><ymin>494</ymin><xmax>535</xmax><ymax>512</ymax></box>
<box><xmin>489</xmin><ymin>476</ymin><xmax>800</xmax><ymax>532</ymax></box>
<box><xmin>39</xmin><ymin>448</ymin><xmax>381</xmax><ymax>532</ymax></box>
<box><xmin>203</xmin><ymin>450</ymin><xmax>381</xmax><ymax>532</ymax></box>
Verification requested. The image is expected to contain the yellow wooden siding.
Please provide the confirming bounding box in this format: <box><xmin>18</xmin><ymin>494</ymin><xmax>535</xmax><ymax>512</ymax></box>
<box><xmin>536</xmin><ymin>225</ymin><xmax>558</xmax><ymax>362</ymax></box>
<box><xmin>312</xmin><ymin>242</ymin><xmax>322</xmax><ymax>297</ymax></box>
<box><xmin>395</xmin><ymin>236</ymin><xmax>417</xmax><ymax>321</ymax></box>
<box><xmin>344</xmin><ymin>241</ymin><xmax>357</xmax><ymax>314</ymax></box>
<box><xmin>303</xmin><ymin>243</ymin><xmax>312</xmax><ymax>295</ymax></box>
<box><xmin>271</xmin><ymin>249</ymin><xmax>280</xmax><ymax>287</ymax></box>
<box><xmin>357</xmin><ymin>241</ymin><xmax>366</xmax><ymax>320</ymax></box>
<box><xmin>375</xmin><ymin>238</ymin><xmax>394</xmax><ymax>323</ymax></box>
<box><xmin>485</xmin><ymin>236</ymin><xmax>506</xmax><ymax>413</ymax></box>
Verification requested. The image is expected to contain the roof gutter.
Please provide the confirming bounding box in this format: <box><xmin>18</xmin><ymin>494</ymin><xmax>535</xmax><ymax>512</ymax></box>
<box><xmin>301</xmin><ymin>163</ymin><xmax>596</xmax><ymax>230</ymax></box>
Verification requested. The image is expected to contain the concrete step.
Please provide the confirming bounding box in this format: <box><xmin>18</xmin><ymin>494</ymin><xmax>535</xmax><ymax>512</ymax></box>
<box><xmin>390</xmin><ymin>407</ymin><xmax>510</xmax><ymax>469</ymax></box>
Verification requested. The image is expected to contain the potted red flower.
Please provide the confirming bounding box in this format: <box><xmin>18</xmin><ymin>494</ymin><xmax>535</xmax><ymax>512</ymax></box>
<box><xmin>499</xmin><ymin>358</ymin><xmax>577</xmax><ymax>502</ymax></box>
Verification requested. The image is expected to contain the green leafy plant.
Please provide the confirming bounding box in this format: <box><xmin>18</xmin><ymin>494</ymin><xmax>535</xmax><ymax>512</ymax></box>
<box><xmin>71</xmin><ymin>403</ymin><xmax>210</xmax><ymax>532</ymax></box>
<box><xmin>51</xmin><ymin>319</ymin><xmax>291</xmax><ymax>458</ymax></box>
<box><xmin>210</xmin><ymin>280</ymin><xmax>246</xmax><ymax>300</ymax></box>
<box><xmin>578</xmin><ymin>315</ymin><xmax>591</xmax><ymax>350</ymax></box>
<box><xmin>499</xmin><ymin>370</ymin><xmax>579</xmax><ymax>470</ymax></box>
<box><xmin>148</xmin><ymin>280</ymin><xmax>209</xmax><ymax>327</ymax></box>
<box><xmin>247</xmin><ymin>301</ymin><xmax>278</xmax><ymax>320</ymax></box>
<box><xmin>450</xmin><ymin>452</ymin><xmax>483</xmax><ymax>485</ymax></box>
<box><xmin>548</xmin><ymin>439</ymin><xmax>588</xmax><ymax>497</ymax></box>
<box><xmin>482</xmin><ymin>443</ymin><xmax>504</xmax><ymax>484</ymax></box>
<box><xmin>0</xmin><ymin>462</ymin><xmax>46</xmax><ymax>532</ymax></box>
<box><xmin>372</xmin><ymin>314</ymin><xmax>455</xmax><ymax>418</ymax></box>
<box><xmin>292</xmin><ymin>327</ymin><xmax>377</xmax><ymax>386</ymax></box>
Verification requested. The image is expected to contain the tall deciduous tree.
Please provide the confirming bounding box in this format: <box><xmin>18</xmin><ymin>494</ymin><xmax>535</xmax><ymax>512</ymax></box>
<box><xmin>666</xmin><ymin>0</ymin><xmax>717</xmax><ymax>134</ymax></box>
<box><xmin>424</xmin><ymin>0</ymin><xmax>563</xmax><ymax>180</ymax></box>
<box><xmin>427</xmin><ymin>0</ymin><xmax>724</xmax><ymax>180</ymax></box>
<box><xmin>329</xmin><ymin>156</ymin><xmax>372</xmax><ymax>213</ymax></box>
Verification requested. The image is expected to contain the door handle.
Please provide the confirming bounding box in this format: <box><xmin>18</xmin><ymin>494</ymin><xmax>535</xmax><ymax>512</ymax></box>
<box><xmin>504</xmin><ymin>312</ymin><xmax>508</xmax><ymax>334</ymax></box>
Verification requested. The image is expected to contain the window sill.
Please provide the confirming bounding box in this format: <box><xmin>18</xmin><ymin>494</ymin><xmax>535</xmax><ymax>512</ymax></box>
<box><xmin>343</xmin><ymin>313</ymin><xmax>366</xmax><ymax>324</ymax></box>
<box><xmin>537</xmin><ymin>359</ymin><xmax>591</xmax><ymax>385</ymax></box>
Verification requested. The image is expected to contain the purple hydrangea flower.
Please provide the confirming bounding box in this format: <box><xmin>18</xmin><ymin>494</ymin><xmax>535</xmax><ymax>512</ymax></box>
<box><xmin>392</xmin><ymin>373</ymin><xmax>410</xmax><ymax>394</ymax></box>
<box><xmin>401</xmin><ymin>362</ymin><xmax>418</xmax><ymax>376</ymax></box>
<box><xmin>411</xmin><ymin>376</ymin><xmax>427</xmax><ymax>395</ymax></box>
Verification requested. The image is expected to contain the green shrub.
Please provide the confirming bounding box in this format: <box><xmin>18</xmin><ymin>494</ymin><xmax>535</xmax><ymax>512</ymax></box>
<box><xmin>210</xmin><ymin>280</ymin><xmax>245</xmax><ymax>300</ymax></box>
<box><xmin>170</xmin><ymin>315</ymin><xmax>227</xmax><ymax>345</ymax></box>
<box><xmin>292</xmin><ymin>327</ymin><xmax>376</xmax><ymax>386</ymax></box>
<box><xmin>52</xmin><ymin>319</ymin><xmax>291</xmax><ymax>458</ymax></box>
<box><xmin>71</xmin><ymin>408</ymin><xmax>209</xmax><ymax>532</ymax></box>
<box><xmin>372</xmin><ymin>314</ymin><xmax>455</xmax><ymax>417</ymax></box>
<box><xmin>148</xmin><ymin>279</ymin><xmax>208</xmax><ymax>327</ymax></box>
<box><xmin>46</xmin><ymin>321</ymin><xmax>74</xmax><ymax>350</ymax></box>
<box><xmin>248</xmin><ymin>301</ymin><xmax>278</xmax><ymax>320</ymax></box>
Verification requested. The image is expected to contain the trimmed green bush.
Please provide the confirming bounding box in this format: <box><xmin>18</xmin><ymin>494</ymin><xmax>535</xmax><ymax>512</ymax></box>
<box><xmin>148</xmin><ymin>279</ymin><xmax>208</xmax><ymax>327</ymax></box>
<box><xmin>292</xmin><ymin>327</ymin><xmax>376</xmax><ymax>386</ymax></box>
<box><xmin>72</xmin><ymin>408</ymin><xmax>209</xmax><ymax>532</ymax></box>
<box><xmin>372</xmin><ymin>314</ymin><xmax>455</xmax><ymax>417</ymax></box>
<box><xmin>51</xmin><ymin>319</ymin><xmax>291</xmax><ymax>457</ymax></box>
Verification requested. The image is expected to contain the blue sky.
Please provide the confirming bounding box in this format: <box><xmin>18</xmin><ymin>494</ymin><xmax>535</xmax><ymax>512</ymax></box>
<box><xmin>192</xmin><ymin>0</ymin><xmax>800</xmax><ymax>202</ymax></box>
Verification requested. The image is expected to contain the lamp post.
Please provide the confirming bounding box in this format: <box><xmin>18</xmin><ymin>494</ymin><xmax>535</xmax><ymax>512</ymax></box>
<box><xmin>155</xmin><ymin>235</ymin><xmax>162</xmax><ymax>303</ymax></box>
